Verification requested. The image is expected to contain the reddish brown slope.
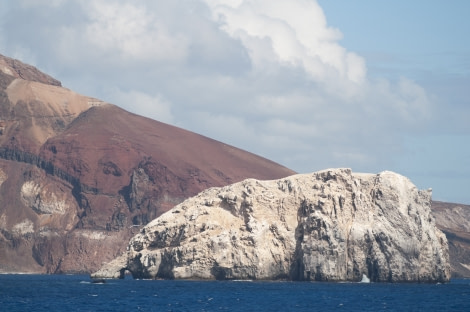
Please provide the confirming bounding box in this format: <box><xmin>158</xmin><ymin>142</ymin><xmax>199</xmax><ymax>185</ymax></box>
<box><xmin>40</xmin><ymin>103</ymin><xmax>294</xmax><ymax>195</ymax></box>
<box><xmin>0</xmin><ymin>54</ymin><xmax>295</xmax><ymax>273</ymax></box>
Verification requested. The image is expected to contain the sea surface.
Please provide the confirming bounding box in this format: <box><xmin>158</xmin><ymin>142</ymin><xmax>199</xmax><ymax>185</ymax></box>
<box><xmin>0</xmin><ymin>274</ymin><xmax>469</xmax><ymax>311</ymax></box>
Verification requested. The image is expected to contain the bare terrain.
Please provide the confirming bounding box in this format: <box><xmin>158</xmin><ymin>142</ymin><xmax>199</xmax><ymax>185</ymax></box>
<box><xmin>0</xmin><ymin>54</ymin><xmax>294</xmax><ymax>273</ymax></box>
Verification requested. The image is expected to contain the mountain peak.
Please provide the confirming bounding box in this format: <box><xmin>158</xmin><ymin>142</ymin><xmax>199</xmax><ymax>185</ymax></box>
<box><xmin>0</xmin><ymin>53</ymin><xmax>61</xmax><ymax>86</ymax></box>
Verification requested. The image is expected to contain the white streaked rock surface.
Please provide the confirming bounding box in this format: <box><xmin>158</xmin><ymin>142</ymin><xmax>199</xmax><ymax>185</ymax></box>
<box><xmin>92</xmin><ymin>168</ymin><xmax>450</xmax><ymax>282</ymax></box>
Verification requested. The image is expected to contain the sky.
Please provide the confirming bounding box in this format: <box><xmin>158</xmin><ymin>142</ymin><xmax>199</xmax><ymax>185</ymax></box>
<box><xmin>0</xmin><ymin>0</ymin><xmax>469</xmax><ymax>204</ymax></box>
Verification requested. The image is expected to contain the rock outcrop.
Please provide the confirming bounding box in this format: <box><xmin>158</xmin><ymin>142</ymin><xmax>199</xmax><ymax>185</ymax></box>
<box><xmin>432</xmin><ymin>201</ymin><xmax>470</xmax><ymax>277</ymax></box>
<box><xmin>0</xmin><ymin>54</ymin><xmax>295</xmax><ymax>274</ymax></box>
<box><xmin>92</xmin><ymin>169</ymin><xmax>450</xmax><ymax>283</ymax></box>
<box><xmin>0</xmin><ymin>54</ymin><xmax>61</xmax><ymax>86</ymax></box>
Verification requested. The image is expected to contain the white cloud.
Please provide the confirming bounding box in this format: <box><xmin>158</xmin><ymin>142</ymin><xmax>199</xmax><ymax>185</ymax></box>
<box><xmin>203</xmin><ymin>0</ymin><xmax>366</xmax><ymax>83</ymax></box>
<box><xmin>84</xmin><ymin>1</ymin><xmax>189</xmax><ymax>63</ymax></box>
<box><xmin>0</xmin><ymin>0</ymin><xmax>438</xmax><ymax>175</ymax></box>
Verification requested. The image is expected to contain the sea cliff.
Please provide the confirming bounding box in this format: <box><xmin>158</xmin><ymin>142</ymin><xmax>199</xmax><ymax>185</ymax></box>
<box><xmin>92</xmin><ymin>168</ymin><xmax>450</xmax><ymax>282</ymax></box>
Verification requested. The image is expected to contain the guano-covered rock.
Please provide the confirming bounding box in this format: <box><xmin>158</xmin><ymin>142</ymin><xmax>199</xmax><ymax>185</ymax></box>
<box><xmin>92</xmin><ymin>168</ymin><xmax>450</xmax><ymax>283</ymax></box>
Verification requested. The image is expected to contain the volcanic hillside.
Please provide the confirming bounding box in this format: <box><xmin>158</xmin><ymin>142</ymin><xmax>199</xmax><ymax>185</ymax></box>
<box><xmin>0</xmin><ymin>54</ymin><xmax>295</xmax><ymax>273</ymax></box>
<box><xmin>0</xmin><ymin>54</ymin><xmax>469</xmax><ymax>277</ymax></box>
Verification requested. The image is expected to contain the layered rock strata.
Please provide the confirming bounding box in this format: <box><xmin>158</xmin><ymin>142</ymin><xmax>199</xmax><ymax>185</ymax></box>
<box><xmin>92</xmin><ymin>169</ymin><xmax>450</xmax><ymax>283</ymax></box>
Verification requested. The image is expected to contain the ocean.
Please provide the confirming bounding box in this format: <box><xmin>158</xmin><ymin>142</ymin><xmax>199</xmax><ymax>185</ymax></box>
<box><xmin>0</xmin><ymin>274</ymin><xmax>469</xmax><ymax>311</ymax></box>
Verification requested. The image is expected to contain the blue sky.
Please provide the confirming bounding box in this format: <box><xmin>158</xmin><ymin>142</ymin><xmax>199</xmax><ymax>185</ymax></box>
<box><xmin>318</xmin><ymin>0</ymin><xmax>470</xmax><ymax>204</ymax></box>
<box><xmin>1</xmin><ymin>0</ymin><xmax>469</xmax><ymax>204</ymax></box>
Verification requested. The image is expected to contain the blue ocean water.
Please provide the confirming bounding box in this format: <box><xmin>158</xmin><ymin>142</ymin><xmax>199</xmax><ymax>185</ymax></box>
<box><xmin>0</xmin><ymin>274</ymin><xmax>469</xmax><ymax>311</ymax></box>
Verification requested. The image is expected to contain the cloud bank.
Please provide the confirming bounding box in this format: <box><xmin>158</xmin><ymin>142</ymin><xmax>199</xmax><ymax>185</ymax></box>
<box><xmin>0</xmin><ymin>0</ymin><xmax>436</xmax><ymax>175</ymax></box>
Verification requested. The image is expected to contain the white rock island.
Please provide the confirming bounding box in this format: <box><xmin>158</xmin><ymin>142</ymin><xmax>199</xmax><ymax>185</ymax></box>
<box><xmin>92</xmin><ymin>169</ymin><xmax>450</xmax><ymax>282</ymax></box>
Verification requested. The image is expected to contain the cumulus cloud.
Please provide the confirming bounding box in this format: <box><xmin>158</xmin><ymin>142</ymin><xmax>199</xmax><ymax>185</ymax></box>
<box><xmin>84</xmin><ymin>2</ymin><xmax>189</xmax><ymax>63</ymax></box>
<box><xmin>0</xmin><ymin>0</ymin><xmax>436</xmax><ymax>174</ymax></box>
<box><xmin>204</xmin><ymin>0</ymin><xmax>366</xmax><ymax>83</ymax></box>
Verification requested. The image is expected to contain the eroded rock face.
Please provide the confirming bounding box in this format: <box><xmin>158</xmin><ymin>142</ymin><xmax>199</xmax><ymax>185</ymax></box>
<box><xmin>93</xmin><ymin>169</ymin><xmax>450</xmax><ymax>283</ymax></box>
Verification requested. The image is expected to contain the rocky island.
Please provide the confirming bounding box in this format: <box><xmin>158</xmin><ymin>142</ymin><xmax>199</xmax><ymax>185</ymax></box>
<box><xmin>92</xmin><ymin>168</ymin><xmax>450</xmax><ymax>283</ymax></box>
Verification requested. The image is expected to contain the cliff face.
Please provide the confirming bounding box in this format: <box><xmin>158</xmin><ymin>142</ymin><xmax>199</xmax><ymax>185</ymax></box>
<box><xmin>93</xmin><ymin>169</ymin><xmax>450</xmax><ymax>283</ymax></box>
<box><xmin>432</xmin><ymin>201</ymin><xmax>470</xmax><ymax>277</ymax></box>
<box><xmin>0</xmin><ymin>54</ymin><xmax>295</xmax><ymax>273</ymax></box>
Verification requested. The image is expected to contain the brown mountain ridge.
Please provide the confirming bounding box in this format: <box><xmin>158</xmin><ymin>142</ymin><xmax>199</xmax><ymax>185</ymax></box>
<box><xmin>0</xmin><ymin>54</ymin><xmax>294</xmax><ymax>273</ymax></box>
